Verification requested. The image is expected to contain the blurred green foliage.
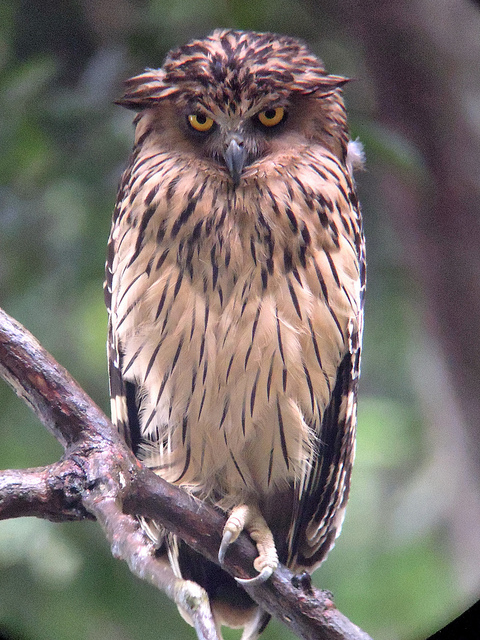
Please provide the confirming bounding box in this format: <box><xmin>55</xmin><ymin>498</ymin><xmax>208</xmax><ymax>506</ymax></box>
<box><xmin>0</xmin><ymin>1</ymin><xmax>472</xmax><ymax>639</ymax></box>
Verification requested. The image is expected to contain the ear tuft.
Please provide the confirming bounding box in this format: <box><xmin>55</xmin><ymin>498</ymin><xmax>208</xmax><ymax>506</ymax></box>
<box><xmin>115</xmin><ymin>69</ymin><xmax>176</xmax><ymax>111</ymax></box>
<box><xmin>310</xmin><ymin>74</ymin><xmax>350</xmax><ymax>97</ymax></box>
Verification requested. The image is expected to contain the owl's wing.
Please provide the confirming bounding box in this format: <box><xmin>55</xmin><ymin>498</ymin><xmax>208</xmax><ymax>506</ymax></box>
<box><xmin>104</xmin><ymin>229</ymin><xmax>143</xmax><ymax>455</ymax></box>
<box><xmin>286</xmin><ymin>151</ymin><xmax>365</xmax><ymax>571</ymax></box>
<box><xmin>288</xmin><ymin>323</ymin><xmax>361</xmax><ymax>571</ymax></box>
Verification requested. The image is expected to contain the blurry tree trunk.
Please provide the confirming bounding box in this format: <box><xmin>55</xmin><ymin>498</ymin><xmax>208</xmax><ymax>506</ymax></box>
<box><xmin>309</xmin><ymin>0</ymin><xmax>480</xmax><ymax>593</ymax></box>
<box><xmin>344</xmin><ymin>1</ymin><xmax>480</xmax><ymax>444</ymax></box>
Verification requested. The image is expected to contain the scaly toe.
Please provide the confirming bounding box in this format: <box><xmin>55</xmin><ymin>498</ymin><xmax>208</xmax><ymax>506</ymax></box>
<box><xmin>218</xmin><ymin>504</ymin><xmax>278</xmax><ymax>585</ymax></box>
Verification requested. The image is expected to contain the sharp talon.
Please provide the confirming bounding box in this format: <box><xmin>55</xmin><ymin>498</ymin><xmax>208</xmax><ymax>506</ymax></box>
<box><xmin>219</xmin><ymin>504</ymin><xmax>278</xmax><ymax>586</ymax></box>
<box><xmin>218</xmin><ymin>529</ymin><xmax>234</xmax><ymax>564</ymax></box>
<box><xmin>235</xmin><ymin>566</ymin><xmax>274</xmax><ymax>586</ymax></box>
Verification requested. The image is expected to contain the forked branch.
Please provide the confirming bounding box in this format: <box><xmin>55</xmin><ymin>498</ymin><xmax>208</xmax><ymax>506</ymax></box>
<box><xmin>0</xmin><ymin>307</ymin><xmax>373</xmax><ymax>640</ymax></box>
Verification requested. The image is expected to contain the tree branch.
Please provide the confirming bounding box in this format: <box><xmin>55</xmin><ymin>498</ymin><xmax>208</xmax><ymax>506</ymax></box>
<box><xmin>0</xmin><ymin>306</ymin><xmax>373</xmax><ymax>640</ymax></box>
<box><xmin>0</xmin><ymin>462</ymin><xmax>92</xmax><ymax>522</ymax></box>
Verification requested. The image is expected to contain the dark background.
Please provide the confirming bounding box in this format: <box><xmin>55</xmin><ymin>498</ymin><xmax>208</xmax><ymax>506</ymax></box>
<box><xmin>1</xmin><ymin>1</ymin><xmax>480</xmax><ymax>639</ymax></box>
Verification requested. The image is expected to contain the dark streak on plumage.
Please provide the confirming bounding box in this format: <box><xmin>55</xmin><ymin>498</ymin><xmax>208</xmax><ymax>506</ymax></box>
<box><xmin>171</xmin><ymin>335</ymin><xmax>184</xmax><ymax>371</ymax></box>
<box><xmin>156</xmin><ymin>220</ymin><xmax>167</xmax><ymax>244</ymax></box>
<box><xmin>285</xmin><ymin>206</ymin><xmax>298</xmax><ymax>233</ymax></box>
<box><xmin>210</xmin><ymin>246</ymin><xmax>219</xmax><ymax>289</ymax></box>
<box><xmin>325</xmin><ymin>301</ymin><xmax>344</xmax><ymax>341</ymax></box>
<box><xmin>204</xmin><ymin>297</ymin><xmax>210</xmax><ymax>331</ymax></box>
<box><xmin>308</xmin><ymin>317</ymin><xmax>323</xmax><ymax>370</ymax></box>
<box><xmin>298</xmin><ymin>244</ymin><xmax>307</xmax><ymax>269</ymax></box>
<box><xmin>160</xmin><ymin>308</ymin><xmax>170</xmax><ymax>335</ymax></box>
<box><xmin>117</xmin><ymin>271</ymin><xmax>144</xmax><ymax>308</ymax></box>
<box><xmin>283</xmin><ymin>247</ymin><xmax>293</xmax><ymax>273</ymax></box>
<box><xmin>240</xmin><ymin>298</ymin><xmax>248</xmax><ymax>317</ymax></box>
<box><xmin>155</xmin><ymin>370</ymin><xmax>170</xmax><ymax>406</ymax></box>
<box><xmin>173</xmin><ymin>443</ymin><xmax>191</xmax><ymax>483</ymax></box>
<box><xmin>268</xmin><ymin>447</ymin><xmax>274</xmax><ymax>485</ymax></box>
<box><xmin>199</xmin><ymin>334</ymin><xmax>206</xmax><ymax>364</ymax></box>
<box><xmin>143</xmin><ymin>407</ymin><xmax>156</xmax><ymax>432</ymax></box>
<box><xmin>219</xmin><ymin>398</ymin><xmax>229</xmax><ymax>429</ymax></box>
<box><xmin>329</xmin><ymin>220</ymin><xmax>340</xmax><ymax>249</ymax></box>
<box><xmin>191</xmin><ymin>219</ymin><xmax>203</xmax><ymax>242</ymax></box>
<box><xmin>241</xmin><ymin>399</ymin><xmax>246</xmax><ymax>436</ymax></box>
<box><xmin>171</xmin><ymin>198</ymin><xmax>197</xmax><ymax>238</ymax></box>
<box><xmin>287</xmin><ymin>279</ymin><xmax>302</xmax><ymax>319</ymax></box>
<box><xmin>230</xmin><ymin>449</ymin><xmax>248</xmax><ymax>486</ymax></box>
<box><xmin>182</xmin><ymin>414</ymin><xmax>188</xmax><ymax>445</ymax></box>
<box><xmin>276</xmin><ymin>311</ymin><xmax>285</xmax><ymax>364</ymax></box>
<box><xmin>173</xmin><ymin>270</ymin><xmax>183</xmax><ymax>299</ymax></box>
<box><xmin>166</xmin><ymin>175</ymin><xmax>181</xmax><ymax>202</ymax></box>
<box><xmin>226</xmin><ymin>354</ymin><xmax>234</xmax><ymax>383</ymax></box>
<box><xmin>250</xmin><ymin>368</ymin><xmax>261</xmax><ymax>416</ymax></box>
<box><xmin>292</xmin><ymin>266</ymin><xmax>302</xmax><ymax>286</ymax></box>
<box><xmin>325</xmin><ymin>251</ymin><xmax>340</xmax><ymax>288</ymax></box>
<box><xmin>316</xmin><ymin>207</ymin><xmax>329</xmax><ymax>229</ymax></box>
<box><xmin>144</xmin><ymin>340</ymin><xmax>163</xmax><ymax>381</ymax></box>
<box><xmin>266</xmin><ymin>185</ymin><xmax>280</xmax><ymax>216</ymax></box>
<box><xmin>267</xmin><ymin>353</ymin><xmax>275</xmax><ymax>401</ymax></box>
<box><xmin>123</xmin><ymin>344</ymin><xmax>143</xmax><ymax>375</ymax></box>
<box><xmin>127</xmin><ymin>204</ymin><xmax>156</xmax><ymax>268</ymax></box>
<box><xmin>244</xmin><ymin>345</ymin><xmax>252</xmax><ymax>370</ymax></box>
<box><xmin>276</xmin><ymin>397</ymin><xmax>290</xmax><ymax>470</ymax></box>
<box><xmin>313</xmin><ymin>258</ymin><xmax>329</xmax><ymax>301</ymax></box>
<box><xmin>303</xmin><ymin>363</ymin><xmax>315</xmax><ymax>414</ymax></box>
<box><xmin>250</xmin><ymin>237</ymin><xmax>257</xmax><ymax>265</ymax></box>
<box><xmin>145</xmin><ymin>184</ymin><xmax>159</xmax><ymax>206</ymax></box>
<box><xmin>215</xmin><ymin>204</ymin><xmax>228</xmax><ymax>230</ymax></box>
<box><xmin>197</xmin><ymin>388</ymin><xmax>206</xmax><ymax>420</ymax></box>
<box><xmin>251</xmin><ymin>305</ymin><xmax>261</xmax><ymax>343</ymax></box>
<box><xmin>155</xmin><ymin>275</ymin><xmax>171</xmax><ymax>320</ymax></box>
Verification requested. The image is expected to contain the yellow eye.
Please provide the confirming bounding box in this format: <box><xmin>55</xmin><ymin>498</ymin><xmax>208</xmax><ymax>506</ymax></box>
<box><xmin>188</xmin><ymin>113</ymin><xmax>214</xmax><ymax>132</ymax></box>
<box><xmin>258</xmin><ymin>106</ymin><xmax>285</xmax><ymax>127</ymax></box>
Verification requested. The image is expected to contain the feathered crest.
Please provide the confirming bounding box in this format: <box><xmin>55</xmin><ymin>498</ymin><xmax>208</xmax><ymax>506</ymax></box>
<box><xmin>116</xmin><ymin>29</ymin><xmax>349</xmax><ymax>111</ymax></box>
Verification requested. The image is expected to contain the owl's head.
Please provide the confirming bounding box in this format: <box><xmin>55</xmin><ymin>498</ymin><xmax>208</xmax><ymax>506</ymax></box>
<box><xmin>117</xmin><ymin>30</ymin><xmax>350</xmax><ymax>185</ymax></box>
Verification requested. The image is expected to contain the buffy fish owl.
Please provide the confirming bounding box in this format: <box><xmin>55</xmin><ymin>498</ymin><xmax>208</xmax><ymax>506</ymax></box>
<box><xmin>105</xmin><ymin>28</ymin><xmax>365</xmax><ymax>639</ymax></box>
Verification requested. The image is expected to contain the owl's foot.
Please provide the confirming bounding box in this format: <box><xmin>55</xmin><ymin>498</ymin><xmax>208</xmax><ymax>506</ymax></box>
<box><xmin>218</xmin><ymin>504</ymin><xmax>278</xmax><ymax>585</ymax></box>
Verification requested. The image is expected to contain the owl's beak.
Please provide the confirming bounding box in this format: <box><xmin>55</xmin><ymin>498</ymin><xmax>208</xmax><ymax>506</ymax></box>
<box><xmin>223</xmin><ymin>138</ymin><xmax>246</xmax><ymax>187</ymax></box>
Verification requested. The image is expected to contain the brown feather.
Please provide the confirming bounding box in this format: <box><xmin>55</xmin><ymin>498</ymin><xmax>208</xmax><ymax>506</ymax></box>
<box><xmin>106</xmin><ymin>28</ymin><xmax>365</xmax><ymax>639</ymax></box>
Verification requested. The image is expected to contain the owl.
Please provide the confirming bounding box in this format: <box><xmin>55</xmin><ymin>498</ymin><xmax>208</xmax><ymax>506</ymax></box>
<box><xmin>105</xmin><ymin>29</ymin><xmax>365</xmax><ymax>639</ymax></box>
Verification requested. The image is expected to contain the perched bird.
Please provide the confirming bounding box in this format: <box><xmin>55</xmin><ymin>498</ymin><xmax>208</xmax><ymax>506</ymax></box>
<box><xmin>105</xmin><ymin>28</ymin><xmax>365</xmax><ymax>639</ymax></box>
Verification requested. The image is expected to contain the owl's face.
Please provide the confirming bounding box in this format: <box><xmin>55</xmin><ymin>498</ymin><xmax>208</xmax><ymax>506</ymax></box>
<box><xmin>118</xmin><ymin>29</ymin><xmax>350</xmax><ymax>185</ymax></box>
<box><xmin>179</xmin><ymin>99</ymin><xmax>290</xmax><ymax>185</ymax></box>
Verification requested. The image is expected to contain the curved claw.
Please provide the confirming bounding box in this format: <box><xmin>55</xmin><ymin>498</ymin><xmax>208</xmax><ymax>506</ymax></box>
<box><xmin>218</xmin><ymin>504</ymin><xmax>278</xmax><ymax>587</ymax></box>
<box><xmin>218</xmin><ymin>529</ymin><xmax>234</xmax><ymax>564</ymax></box>
<box><xmin>235</xmin><ymin>566</ymin><xmax>274</xmax><ymax>586</ymax></box>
